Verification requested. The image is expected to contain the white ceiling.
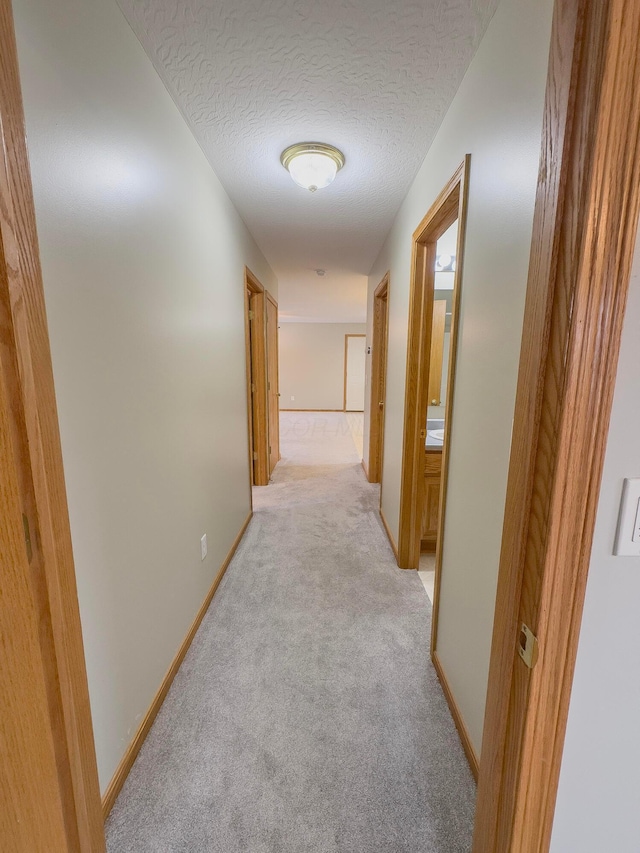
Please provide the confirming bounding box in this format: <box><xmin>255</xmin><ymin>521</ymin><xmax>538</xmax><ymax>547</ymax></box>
<box><xmin>117</xmin><ymin>0</ymin><xmax>499</xmax><ymax>322</ymax></box>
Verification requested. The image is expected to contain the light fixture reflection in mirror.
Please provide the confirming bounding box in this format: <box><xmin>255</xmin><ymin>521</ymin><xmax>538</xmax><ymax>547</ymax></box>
<box><xmin>435</xmin><ymin>254</ymin><xmax>456</xmax><ymax>272</ymax></box>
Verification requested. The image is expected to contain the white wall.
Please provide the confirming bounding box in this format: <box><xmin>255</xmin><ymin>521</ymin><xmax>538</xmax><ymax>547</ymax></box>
<box><xmin>14</xmin><ymin>0</ymin><xmax>276</xmax><ymax>791</ymax></box>
<box><xmin>279</xmin><ymin>323</ymin><xmax>366</xmax><ymax>411</ymax></box>
<box><xmin>550</xmin><ymin>228</ymin><xmax>640</xmax><ymax>852</ymax></box>
<box><xmin>364</xmin><ymin>0</ymin><xmax>554</xmax><ymax>751</ymax></box>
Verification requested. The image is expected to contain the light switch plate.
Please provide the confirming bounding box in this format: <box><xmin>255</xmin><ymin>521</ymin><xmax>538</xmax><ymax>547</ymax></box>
<box><xmin>613</xmin><ymin>478</ymin><xmax>640</xmax><ymax>555</ymax></box>
<box><xmin>200</xmin><ymin>533</ymin><xmax>208</xmax><ymax>561</ymax></box>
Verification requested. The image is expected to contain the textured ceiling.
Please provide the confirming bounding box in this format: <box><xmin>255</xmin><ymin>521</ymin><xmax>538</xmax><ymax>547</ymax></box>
<box><xmin>117</xmin><ymin>0</ymin><xmax>499</xmax><ymax>321</ymax></box>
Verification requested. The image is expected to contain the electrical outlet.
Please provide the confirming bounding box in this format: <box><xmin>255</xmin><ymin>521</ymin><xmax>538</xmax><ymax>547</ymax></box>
<box><xmin>290</xmin><ymin>395</ymin><xmax>295</xmax><ymax>401</ymax></box>
<box><xmin>200</xmin><ymin>533</ymin><xmax>207</xmax><ymax>561</ymax></box>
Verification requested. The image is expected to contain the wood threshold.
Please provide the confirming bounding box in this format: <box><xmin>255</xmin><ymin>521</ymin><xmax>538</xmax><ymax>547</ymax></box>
<box><xmin>101</xmin><ymin>511</ymin><xmax>253</xmax><ymax>820</ymax></box>
<box><xmin>432</xmin><ymin>651</ymin><xmax>479</xmax><ymax>781</ymax></box>
<box><xmin>379</xmin><ymin>507</ymin><xmax>399</xmax><ymax>563</ymax></box>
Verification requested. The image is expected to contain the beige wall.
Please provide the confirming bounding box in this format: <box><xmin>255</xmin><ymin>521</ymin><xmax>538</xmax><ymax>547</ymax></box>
<box><xmin>279</xmin><ymin>323</ymin><xmax>366</xmax><ymax>411</ymax></box>
<box><xmin>550</xmin><ymin>228</ymin><xmax>640</xmax><ymax>852</ymax></box>
<box><xmin>363</xmin><ymin>0</ymin><xmax>554</xmax><ymax>751</ymax></box>
<box><xmin>14</xmin><ymin>0</ymin><xmax>276</xmax><ymax>791</ymax></box>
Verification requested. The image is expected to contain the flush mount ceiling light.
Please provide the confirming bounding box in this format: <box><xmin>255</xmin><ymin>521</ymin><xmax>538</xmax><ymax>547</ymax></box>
<box><xmin>280</xmin><ymin>143</ymin><xmax>345</xmax><ymax>192</ymax></box>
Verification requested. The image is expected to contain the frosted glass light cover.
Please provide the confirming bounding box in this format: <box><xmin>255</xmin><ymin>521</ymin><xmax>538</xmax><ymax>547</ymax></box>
<box><xmin>287</xmin><ymin>152</ymin><xmax>338</xmax><ymax>191</ymax></box>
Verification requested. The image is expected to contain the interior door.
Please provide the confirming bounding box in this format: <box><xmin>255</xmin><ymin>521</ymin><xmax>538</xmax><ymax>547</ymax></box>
<box><xmin>266</xmin><ymin>294</ymin><xmax>279</xmax><ymax>474</ymax></box>
<box><xmin>345</xmin><ymin>335</ymin><xmax>366</xmax><ymax>411</ymax></box>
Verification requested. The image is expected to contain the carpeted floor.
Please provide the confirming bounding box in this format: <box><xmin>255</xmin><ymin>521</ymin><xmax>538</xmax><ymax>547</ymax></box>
<box><xmin>106</xmin><ymin>412</ymin><xmax>476</xmax><ymax>852</ymax></box>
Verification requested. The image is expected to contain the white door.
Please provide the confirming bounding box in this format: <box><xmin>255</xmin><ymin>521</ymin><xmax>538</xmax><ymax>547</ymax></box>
<box><xmin>345</xmin><ymin>335</ymin><xmax>366</xmax><ymax>411</ymax></box>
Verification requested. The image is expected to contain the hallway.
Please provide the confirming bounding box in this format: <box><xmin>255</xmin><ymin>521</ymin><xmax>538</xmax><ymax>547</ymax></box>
<box><xmin>105</xmin><ymin>412</ymin><xmax>476</xmax><ymax>852</ymax></box>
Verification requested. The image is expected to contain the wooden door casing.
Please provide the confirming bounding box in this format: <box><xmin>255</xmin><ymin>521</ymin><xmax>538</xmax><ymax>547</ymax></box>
<box><xmin>367</xmin><ymin>274</ymin><xmax>389</xmax><ymax>483</ymax></box>
<box><xmin>266</xmin><ymin>293</ymin><xmax>279</xmax><ymax>474</ymax></box>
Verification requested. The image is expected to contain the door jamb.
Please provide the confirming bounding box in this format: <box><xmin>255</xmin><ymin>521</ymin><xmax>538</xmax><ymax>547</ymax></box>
<box><xmin>366</xmin><ymin>274</ymin><xmax>390</xmax><ymax>483</ymax></box>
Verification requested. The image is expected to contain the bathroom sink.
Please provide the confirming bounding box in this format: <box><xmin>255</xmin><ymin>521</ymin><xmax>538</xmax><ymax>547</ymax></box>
<box><xmin>428</xmin><ymin>429</ymin><xmax>445</xmax><ymax>442</ymax></box>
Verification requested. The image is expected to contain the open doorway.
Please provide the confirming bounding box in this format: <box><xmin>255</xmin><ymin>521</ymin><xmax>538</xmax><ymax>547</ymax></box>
<box><xmin>397</xmin><ymin>158</ymin><xmax>469</xmax><ymax>573</ymax></box>
<box><xmin>366</xmin><ymin>274</ymin><xmax>390</xmax><ymax>484</ymax></box>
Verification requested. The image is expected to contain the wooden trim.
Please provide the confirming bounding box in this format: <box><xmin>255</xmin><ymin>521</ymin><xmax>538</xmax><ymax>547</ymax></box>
<box><xmin>102</xmin><ymin>511</ymin><xmax>253</xmax><ymax>819</ymax></box>
<box><xmin>343</xmin><ymin>334</ymin><xmax>367</xmax><ymax>412</ymax></box>
<box><xmin>0</xmin><ymin>4</ymin><xmax>105</xmax><ymax>849</ymax></box>
<box><xmin>379</xmin><ymin>507</ymin><xmax>399</xmax><ymax>562</ymax></box>
<box><xmin>361</xmin><ymin>458</ymin><xmax>368</xmax><ymax>478</ymax></box>
<box><xmin>432</xmin><ymin>652</ymin><xmax>479</xmax><ymax>781</ymax></box>
<box><xmin>367</xmin><ymin>274</ymin><xmax>390</xmax><ymax>483</ymax></box>
<box><xmin>430</xmin><ymin>163</ymin><xmax>470</xmax><ymax>654</ymax></box>
<box><xmin>473</xmin><ymin>2</ymin><xmax>640</xmax><ymax>851</ymax></box>
<box><xmin>265</xmin><ymin>291</ymin><xmax>280</xmax><ymax>471</ymax></box>
<box><xmin>280</xmin><ymin>408</ymin><xmax>344</xmax><ymax>412</ymax></box>
<box><xmin>244</xmin><ymin>268</ymin><xmax>269</xmax><ymax>486</ymax></box>
<box><xmin>397</xmin><ymin>158</ymin><xmax>469</xmax><ymax>569</ymax></box>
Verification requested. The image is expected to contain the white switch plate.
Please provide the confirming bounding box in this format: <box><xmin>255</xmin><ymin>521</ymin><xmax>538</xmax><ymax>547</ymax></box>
<box><xmin>200</xmin><ymin>533</ymin><xmax>207</xmax><ymax>561</ymax></box>
<box><xmin>613</xmin><ymin>478</ymin><xmax>640</xmax><ymax>555</ymax></box>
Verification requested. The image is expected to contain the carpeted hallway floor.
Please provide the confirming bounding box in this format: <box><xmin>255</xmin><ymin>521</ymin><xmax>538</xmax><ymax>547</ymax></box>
<box><xmin>106</xmin><ymin>412</ymin><xmax>476</xmax><ymax>852</ymax></box>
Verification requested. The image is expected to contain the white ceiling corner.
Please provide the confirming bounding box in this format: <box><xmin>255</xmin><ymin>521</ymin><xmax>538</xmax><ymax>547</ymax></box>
<box><xmin>116</xmin><ymin>0</ymin><xmax>499</xmax><ymax>322</ymax></box>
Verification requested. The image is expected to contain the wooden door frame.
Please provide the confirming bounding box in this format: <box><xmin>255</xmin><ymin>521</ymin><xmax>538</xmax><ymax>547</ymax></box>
<box><xmin>343</xmin><ymin>333</ymin><xmax>367</xmax><ymax>412</ymax></box>
<box><xmin>397</xmin><ymin>156</ymin><xmax>470</xmax><ymax>570</ymax></box>
<box><xmin>0</xmin><ymin>3</ymin><xmax>105</xmax><ymax>849</ymax></box>
<box><xmin>244</xmin><ymin>267</ymin><xmax>270</xmax><ymax>487</ymax></box>
<box><xmin>366</xmin><ymin>274</ymin><xmax>389</xmax><ymax>483</ymax></box>
<box><xmin>265</xmin><ymin>290</ymin><xmax>280</xmax><ymax>473</ymax></box>
<box><xmin>473</xmin><ymin>1</ymin><xmax>640</xmax><ymax>851</ymax></box>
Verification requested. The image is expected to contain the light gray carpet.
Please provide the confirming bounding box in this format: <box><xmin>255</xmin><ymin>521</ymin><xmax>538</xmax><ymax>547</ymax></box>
<box><xmin>106</xmin><ymin>413</ymin><xmax>476</xmax><ymax>852</ymax></box>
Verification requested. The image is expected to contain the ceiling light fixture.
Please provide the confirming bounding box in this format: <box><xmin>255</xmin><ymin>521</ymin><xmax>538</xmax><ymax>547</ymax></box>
<box><xmin>280</xmin><ymin>143</ymin><xmax>345</xmax><ymax>192</ymax></box>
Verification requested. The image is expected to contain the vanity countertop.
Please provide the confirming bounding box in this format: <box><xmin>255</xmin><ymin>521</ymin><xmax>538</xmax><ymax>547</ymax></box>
<box><xmin>425</xmin><ymin>419</ymin><xmax>444</xmax><ymax>450</ymax></box>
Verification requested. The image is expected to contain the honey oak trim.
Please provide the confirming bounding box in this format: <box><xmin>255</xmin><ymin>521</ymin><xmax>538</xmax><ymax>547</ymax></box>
<box><xmin>367</xmin><ymin>274</ymin><xmax>390</xmax><ymax>484</ymax></box>
<box><xmin>102</xmin><ymin>512</ymin><xmax>253</xmax><ymax>819</ymax></box>
<box><xmin>244</xmin><ymin>268</ymin><xmax>269</xmax><ymax>486</ymax></box>
<box><xmin>432</xmin><ymin>652</ymin><xmax>479</xmax><ymax>781</ymax></box>
<box><xmin>473</xmin><ymin>2</ymin><xmax>640</xmax><ymax>850</ymax></box>
<box><xmin>280</xmin><ymin>408</ymin><xmax>344</xmax><ymax>412</ymax></box>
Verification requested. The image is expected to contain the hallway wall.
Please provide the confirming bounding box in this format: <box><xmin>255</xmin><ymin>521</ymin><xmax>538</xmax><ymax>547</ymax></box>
<box><xmin>549</xmin><ymin>226</ymin><xmax>640</xmax><ymax>853</ymax></box>
<box><xmin>13</xmin><ymin>0</ymin><xmax>276</xmax><ymax>792</ymax></box>
<box><xmin>364</xmin><ymin>0</ymin><xmax>554</xmax><ymax>752</ymax></box>
<box><xmin>279</xmin><ymin>323</ymin><xmax>366</xmax><ymax>412</ymax></box>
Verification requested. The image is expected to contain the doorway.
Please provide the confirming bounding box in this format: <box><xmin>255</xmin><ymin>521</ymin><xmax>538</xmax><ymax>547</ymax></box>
<box><xmin>397</xmin><ymin>158</ymin><xmax>469</xmax><ymax>573</ymax></box>
<box><xmin>244</xmin><ymin>268</ymin><xmax>279</xmax><ymax>487</ymax></box>
<box><xmin>343</xmin><ymin>334</ymin><xmax>366</xmax><ymax>412</ymax></box>
<box><xmin>366</xmin><ymin>274</ymin><xmax>390</xmax><ymax>484</ymax></box>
